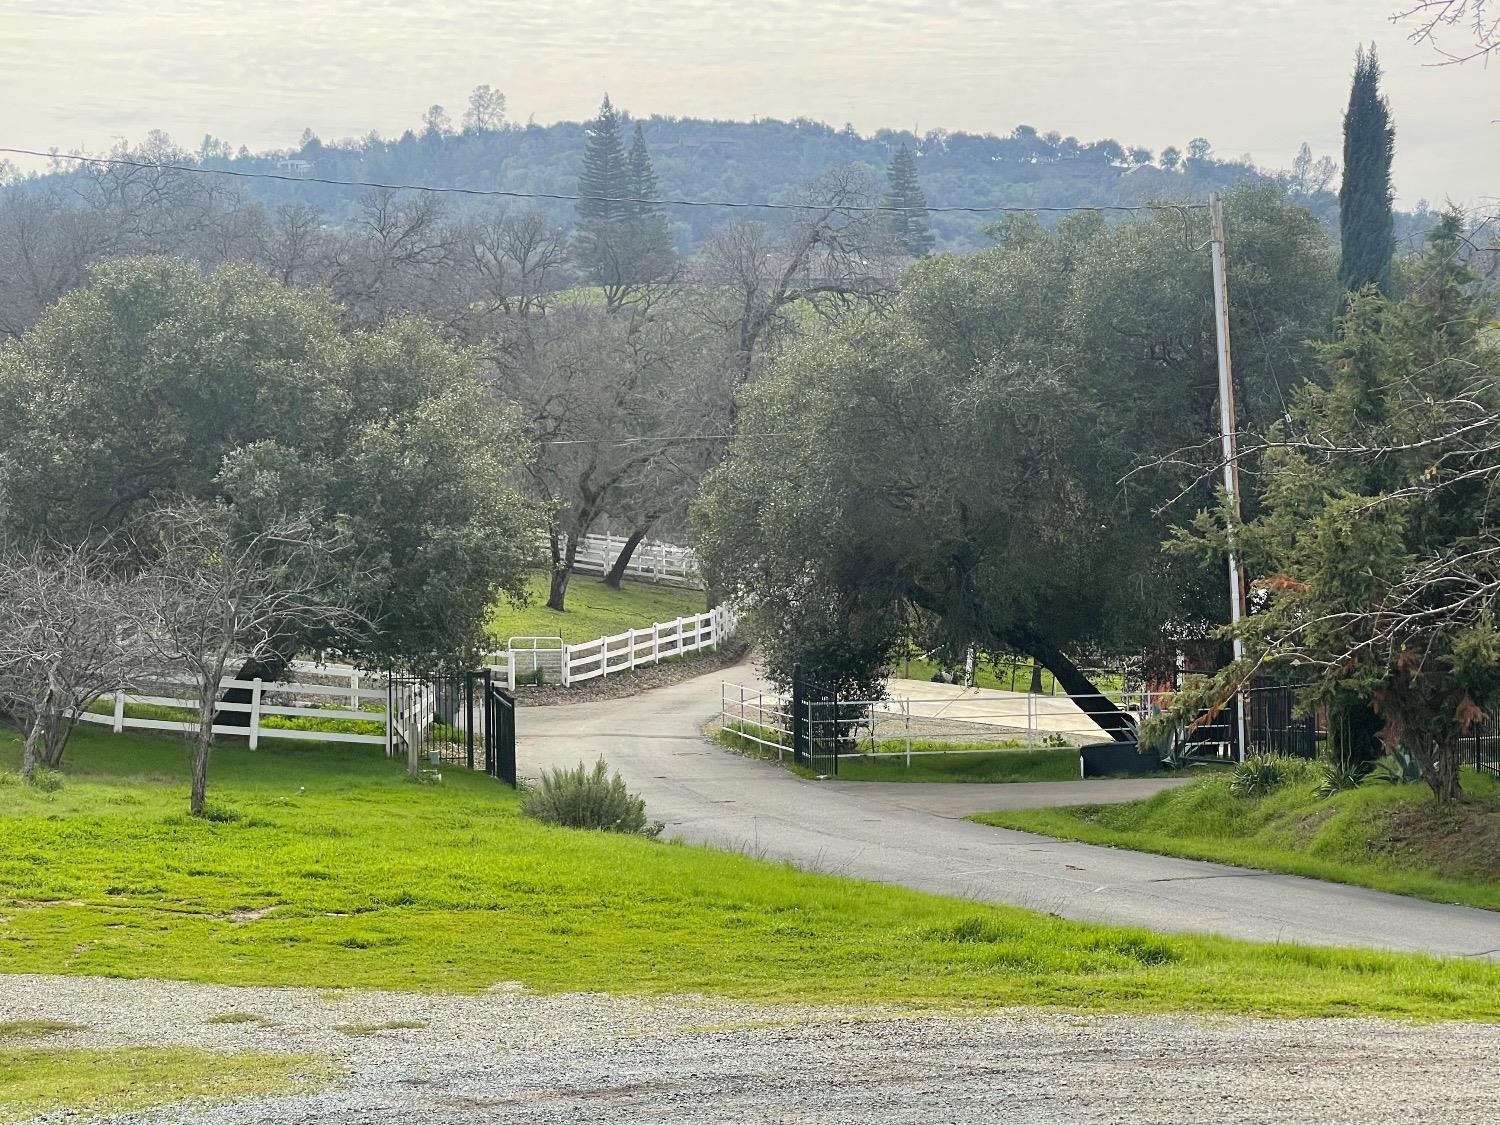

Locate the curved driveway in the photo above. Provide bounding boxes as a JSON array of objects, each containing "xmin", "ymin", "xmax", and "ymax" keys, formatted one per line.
[{"xmin": 517, "ymin": 663, "xmax": 1500, "ymax": 961}]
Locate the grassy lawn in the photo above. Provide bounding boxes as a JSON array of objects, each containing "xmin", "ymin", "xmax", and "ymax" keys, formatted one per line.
[
  {"xmin": 489, "ymin": 572, "xmax": 706, "ymax": 644},
  {"xmin": 0, "ymin": 1041, "xmax": 329, "ymax": 1122},
  {"xmin": 2, "ymin": 729, "xmax": 1498, "ymax": 1021},
  {"xmin": 826, "ymin": 748, "xmax": 1080, "ymax": 784},
  {"xmin": 897, "ymin": 653, "xmax": 1124, "ymax": 696},
  {"xmin": 976, "ymin": 767, "xmax": 1500, "ymax": 912}
]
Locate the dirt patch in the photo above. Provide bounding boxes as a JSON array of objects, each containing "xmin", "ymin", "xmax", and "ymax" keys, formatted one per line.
[{"xmin": 1372, "ymin": 796, "xmax": 1500, "ymax": 882}]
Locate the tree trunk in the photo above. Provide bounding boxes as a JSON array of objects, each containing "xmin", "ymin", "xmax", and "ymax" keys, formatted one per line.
[
  {"xmin": 1028, "ymin": 640, "xmax": 1137, "ymax": 743},
  {"xmin": 547, "ymin": 531, "xmax": 580, "ymax": 611},
  {"xmin": 20, "ymin": 707, "xmax": 46, "ymax": 782},
  {"xmin": 603, "ymin": 527, "xmax": 651, "ymax": 589},
  {"xmin": 215, "ymin": 653, "xmax": 291, "ymax": 729},
  {"xmin": 1029, "ymin": 661, "xmax": 1044, "ymax": 695},
  {"xmin": 190, "ymin": 697, "xmax": 215, "ymax": 816},
  {"xmin": 1419, "ymin": 733, "xmax": 1463, "ymax": 803}
]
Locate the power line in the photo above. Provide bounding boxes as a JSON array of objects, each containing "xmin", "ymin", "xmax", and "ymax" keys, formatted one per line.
[{"xmin": 1, "ymin": 146, "xmax": 1210, "ymax": 218}]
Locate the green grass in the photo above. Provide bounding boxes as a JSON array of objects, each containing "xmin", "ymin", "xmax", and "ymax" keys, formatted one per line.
[
  {"xmin": 490, "ymin": 572, "xmax": 706, "ymax": 644},
  {"xmin": 896, "ymin": 653, "xmax": 1124, "ymax": 696},
  {"xmin": 976, "ymin": 765, "xmax": 1500, "ymax": 912},
  {"xmin": 0, "ymin": 1020, "xmax": 86, "ymax": 1040},
  {"xmin": 834, "ymin": 748, "xmax": 1081, "ymax": 784},
  {"xmin": 2, "ymin": 728, "xmax": 1499, "ymax": 1021},
  {"xmin": 0, "ymin": 1044, "xmax": 330, "ymax": 1122}
]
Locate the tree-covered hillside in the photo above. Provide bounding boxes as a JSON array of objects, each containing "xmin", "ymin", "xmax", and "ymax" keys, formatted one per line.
[{"xmin": 95, "ymin": 111, "xmax": 1374, "ymax": 251}]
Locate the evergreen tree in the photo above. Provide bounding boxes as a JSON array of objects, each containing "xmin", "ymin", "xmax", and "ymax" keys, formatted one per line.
[
  {"xmin": 577, "ymin": 95, "xmax": 629, "ymax": 223},
  {"xmin": 627, "ymin": 123, "xmax": 674, "ymax": 262},
  {"xmin": 885, "ymin": 145, "xmax": 935, "ymax": 256},
  {"xmin": 1337, "ymin": 45, "xmax": 1395, "ymax": 293}
]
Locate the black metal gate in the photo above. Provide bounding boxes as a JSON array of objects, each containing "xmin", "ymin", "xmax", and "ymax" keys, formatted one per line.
[
  {"xmin": 388, "ymin": 668, "xmax": 516, "ymax": 787},
  {"xmin": 791, "ymin": 664, "xmax": 841, "ymax": 775},
  {"xmin": 484, "ymin": 672, "xmax": 517, "ymax": 787}
]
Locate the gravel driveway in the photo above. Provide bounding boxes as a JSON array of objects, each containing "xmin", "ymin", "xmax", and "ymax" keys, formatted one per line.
[{"xmin": 5, "ymin": 974, "xmax": 1498, "ymax": 1124}]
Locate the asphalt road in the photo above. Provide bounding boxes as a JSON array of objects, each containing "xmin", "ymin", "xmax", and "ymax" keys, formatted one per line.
[{"xmin": 519, "ymin": 662, "xmax": 1500, "ymax": 961}]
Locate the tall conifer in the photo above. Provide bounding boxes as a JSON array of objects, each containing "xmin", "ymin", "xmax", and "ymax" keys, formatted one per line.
[
  {"xmin": 627, "ymin": 123, "xmax": 674, "ymax": 261},
  {"xmin": 885, "ymin": 145, "xmax": 935, "ymax": 256},
  {"xmin": 1337, "ymin": 45, "xmax": 1395, "ymax": 293},
  {"xmin": 577, "ymin": 95, "xmax": 629, "ymax": 223}
]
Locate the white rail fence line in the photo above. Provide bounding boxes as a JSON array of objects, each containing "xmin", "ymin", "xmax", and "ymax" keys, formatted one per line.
[
  {"xmin": 78, "ymin": 660, "xmax": 392, "ymax": 750},
  {"xmin": 719, "ymin": 681, "xmax": 1178, "ymax": 764},
  {"xmin": 567, "ymin": 533, "xmax": 700, "ymax": 587},
  {"xmin": 491, "ymin": 603, "xmax": 739, "ymax": 689}
]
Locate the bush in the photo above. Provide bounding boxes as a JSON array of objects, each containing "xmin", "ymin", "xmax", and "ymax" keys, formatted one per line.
[
  {"xmin": 1316, "ymin": 755, "xmax": 1374, "ymax": 797},
  {"xmin": 521, "ymin": 759, "xmax": 662, "ymax": 837},
  {"xmin": 1228, "ymin": 754, "xmax": 1294, "ymax": 798}
]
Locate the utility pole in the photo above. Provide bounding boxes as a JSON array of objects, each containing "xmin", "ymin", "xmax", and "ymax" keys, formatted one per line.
[{"xmin": 1209, "ymin": 192, "xmax": 1248, "ymax": 762}]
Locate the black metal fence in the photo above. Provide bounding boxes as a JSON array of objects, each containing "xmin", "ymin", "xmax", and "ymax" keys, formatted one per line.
[
  {"xmin": 790, "ymin": 664, "xmax": 841, "ymax": 775},
  {"xmin": 1471, "ymin": 709, "xmax": 1500, "ymax": 778},
  {"xmin": 1242, "ymin": 685, "xmax": 1323, "ymax": 760},
  {"xmin": 388, "ymin": 668, "xmax": 516, "ymax": 787},
  {"xmin": 484, "ymin": 674, "xmax": 517, "ymax": 787}
]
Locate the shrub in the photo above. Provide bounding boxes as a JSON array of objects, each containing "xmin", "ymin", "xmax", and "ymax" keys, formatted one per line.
[
  {"xmin": 1228, "ymin": 754, "xmax": 1294, "ymax": 798},
  {"xmin": 521, "ymin": 759, "xmax": 662, "ymax": 837},
  {"xmin": 1316, "ymin": 755, "xmax": 1374, "ymax": 797}
]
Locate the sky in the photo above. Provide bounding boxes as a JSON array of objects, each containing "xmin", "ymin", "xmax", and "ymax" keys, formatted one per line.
[{"xmin": 0, "ymin": 0, "xmax": 1493, "ymax": 207}]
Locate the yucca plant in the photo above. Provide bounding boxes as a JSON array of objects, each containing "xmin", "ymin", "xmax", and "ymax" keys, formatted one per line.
[{"xmin": 1229, "ymin": 754, "xmax": 1291, "ymax": 798}]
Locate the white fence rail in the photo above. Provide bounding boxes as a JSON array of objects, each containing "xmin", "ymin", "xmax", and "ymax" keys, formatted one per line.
[
  {"xmin": 568, "ymin": 533, "xmax": 700, "ymax": 587},
  {"xmin": 491, "ymin": 603, "xmax": 739, "ymax": 689},
  {"xmin": 77, "ymin": 660, "xmax": 392, "ymax": 750}
]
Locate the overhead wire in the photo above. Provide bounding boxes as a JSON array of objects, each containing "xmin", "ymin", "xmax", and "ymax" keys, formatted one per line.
[{"xmin": 0, "ymin": 146, "xmax": 1209, "ymax": 218}]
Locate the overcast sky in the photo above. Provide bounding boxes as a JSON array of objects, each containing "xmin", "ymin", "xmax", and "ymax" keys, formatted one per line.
[{"xmin": 1, "ymin": 1, "xmax": 1492, "ymax": 207}]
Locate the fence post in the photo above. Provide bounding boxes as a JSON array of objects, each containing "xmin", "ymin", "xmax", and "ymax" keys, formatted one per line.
[
  {"xmin": 561, "ymin": 643, "xmax": 571, "ymax": 687},
  {"xmin": 1026, "ymin": 691, "xmax": 1035, "ymax": 749},
  {"xmin": 349, "ymin": 672, "xmax": 360, "ymax": 711},
  {"xmin": 249, "ymin": 678, "xmax": 263, "ymax": 751},
  {"xmin": 652, "ymin": 622, "xmax": 660, "ymax": 664},
  {"xmin": 506, "ymin": 652, "xmax": 515, "ymax": 691},
  {"xmin": 112, "ymin": 688, "xmax": 125, "ymax": 733},
  {"xmin": 601, "ymin": 638, "xmax": 608, "ymax": 679},
  {"xmin": 791, "ymin": 663, "xmax": 805, "ymax": 764}
]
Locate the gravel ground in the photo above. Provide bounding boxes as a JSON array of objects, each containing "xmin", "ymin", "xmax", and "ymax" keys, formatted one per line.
[{"xmin": 4, "ymin": 974, "xmax": 1497, "ymax": 1124}]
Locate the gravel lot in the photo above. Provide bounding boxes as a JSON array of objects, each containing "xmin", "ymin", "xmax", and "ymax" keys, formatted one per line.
[{"xmin": 5, "ymin": 974, "xmax": 1497, "ymax": 1124}]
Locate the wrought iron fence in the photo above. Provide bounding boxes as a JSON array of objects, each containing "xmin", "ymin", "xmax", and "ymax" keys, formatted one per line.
[{"xmin": 1470, "ymin": 708, "xmax": 1500, "ymax": 778}]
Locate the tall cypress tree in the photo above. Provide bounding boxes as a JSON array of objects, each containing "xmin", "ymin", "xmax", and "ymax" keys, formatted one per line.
[
  {"xmin": 1337, "ymin": 45, "xmax": 1395, "ymax": 294},
  {"xmin": 627, "ymin": 123, "xmax": 674, "ymax": 262},
  {"xmin": 577, "ymin": 95, "xmax": 629, "ymax": 223},
  {"xmin": 886, "ymin": 145, "xmax": 935, "ymax": 256}
]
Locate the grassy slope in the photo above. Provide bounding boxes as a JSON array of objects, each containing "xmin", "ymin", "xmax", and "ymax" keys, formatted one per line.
[
  {"xmin": 976, "ymin": 768, "xmax": 1500, "ymax": 912},
  {"xmin": 0, "ymin": 1041, "xmax": 327, "ymax": 1122},
  {"xmin": 1, "ymin": 730, "xmax": 1498, "ymax": 1021},
  {"xmin": 824, "ymin": 749, "xmax": 1079, "ymax": 784},
  {"xmin": 490, "ymin": 573, "xmax": 706, "ymax": 644}
]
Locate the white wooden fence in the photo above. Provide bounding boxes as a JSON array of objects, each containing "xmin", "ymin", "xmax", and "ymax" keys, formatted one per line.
[
  {"xmin": 568, "ymin": 533, "xmax": 700, "ymax": 587},
  {"xmin": 76, "ymin": 660, "xmax": 392, "ymax": 750},
  {"xmin": 490, "ymin": 603, "xmax": 738, "ymax": 688}
]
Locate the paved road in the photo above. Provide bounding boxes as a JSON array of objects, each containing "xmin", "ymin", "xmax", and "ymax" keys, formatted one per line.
[{"xmin": 519, "ymin": 662, "xmax": 1500, "ymax": 961}]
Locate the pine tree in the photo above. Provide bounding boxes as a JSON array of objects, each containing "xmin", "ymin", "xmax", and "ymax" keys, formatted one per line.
[
  {"xmin": 1337, "ymin": 45, "xmax": 1395, "ymax": 294},
  {"xmin": 885, "ymin": 145, "xmax": 935, "ymax": 256},
  {"xmin": 577, "ymin": 95, "xmax": 629, "ymax": 223},
  {"xmin": 627, "ymin": 124, "xmax": 674, "ymax": 262}
]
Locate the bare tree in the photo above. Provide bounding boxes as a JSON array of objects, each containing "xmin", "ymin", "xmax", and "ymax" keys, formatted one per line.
[
  {"xmin": 330, "ymin": 190, "xmax": 460, "ymax": 329},
  {"xmin": 125, "ymin": 505, "xmax": 357, "ymax": 815},
  {"xmin": 0, "ymin": 541, "xmax": 145, "ymax": 780},
  {"xmin": 1394, "ymin": 1, "xmax": 1500, "ymax": 62},
  {"xmin": 463, "ymin": 84, "xmax": 508, "ymax": 133},
  {"xmin": 695, "ymin": 165, "xmax": 900, "ymax": 393}
]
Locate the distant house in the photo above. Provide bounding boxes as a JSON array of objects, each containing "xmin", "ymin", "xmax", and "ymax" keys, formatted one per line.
[{"xmin": 276, "ymin": 159, "xmax": 314, "ymax": 176}]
